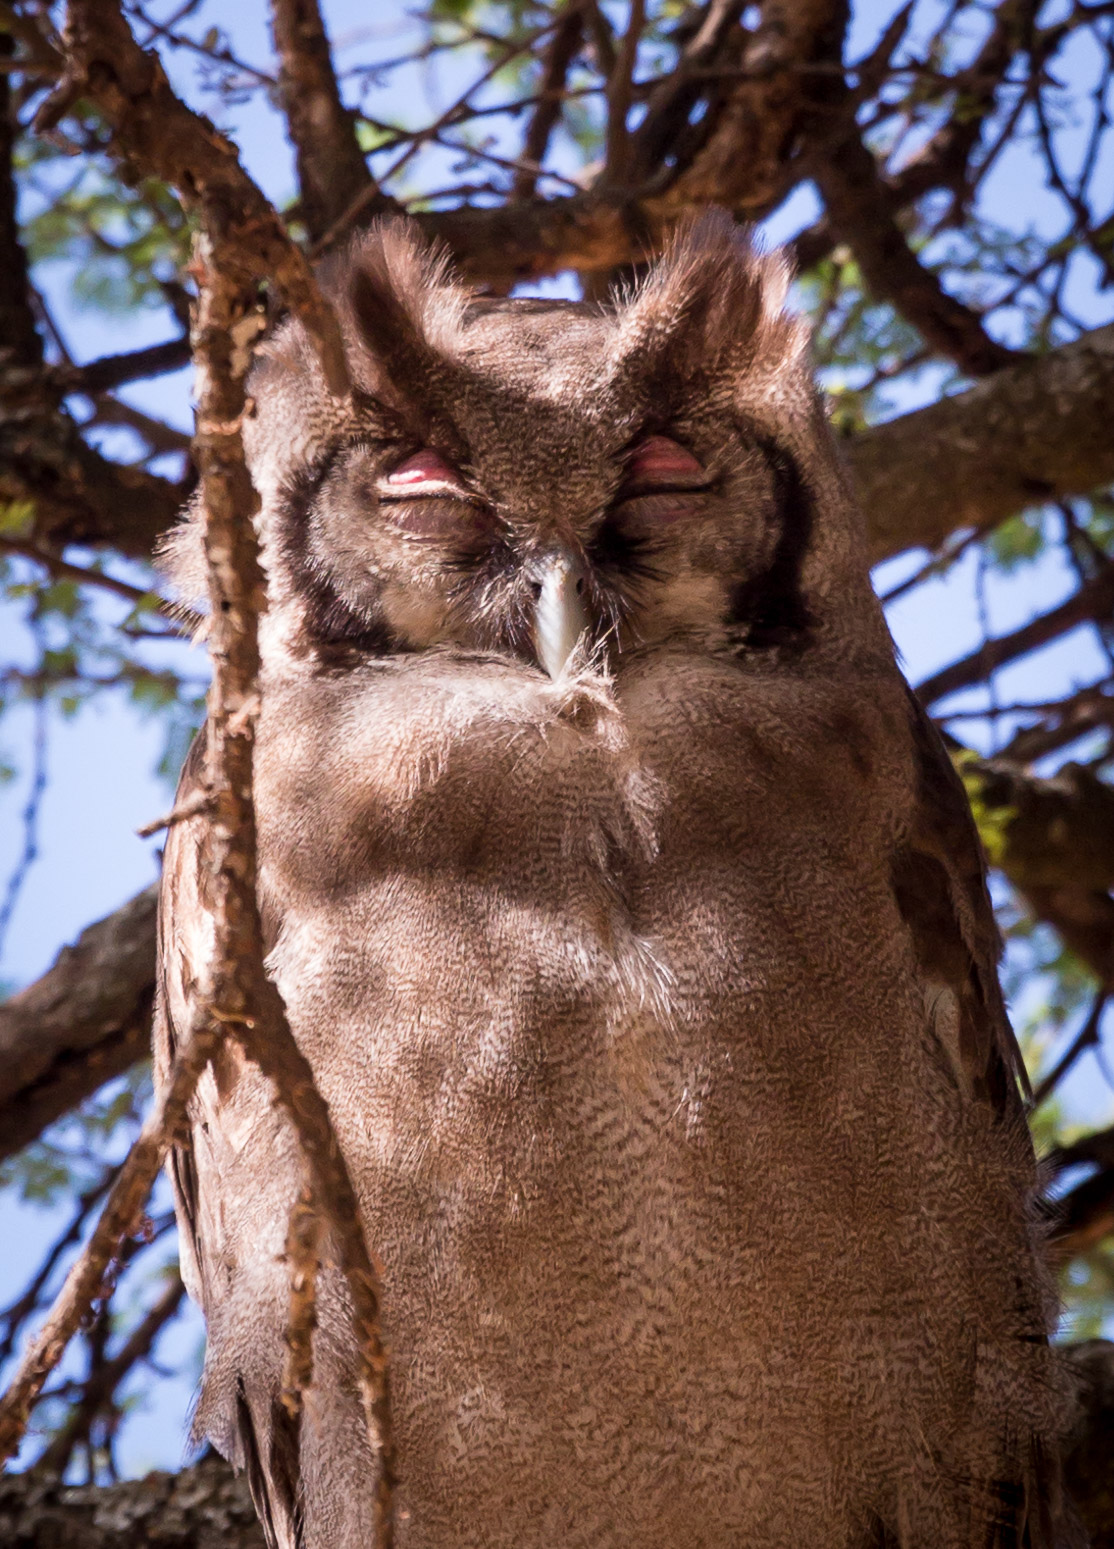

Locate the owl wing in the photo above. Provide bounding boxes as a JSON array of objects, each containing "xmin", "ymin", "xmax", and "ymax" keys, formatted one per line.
[
  {"xmin": 154, "ymin": 729, "xmax": 305, "ymax": 1549},
  {"xmin": 894, "ymin": 687, "xmax": 1031, "ymax": 1121}
]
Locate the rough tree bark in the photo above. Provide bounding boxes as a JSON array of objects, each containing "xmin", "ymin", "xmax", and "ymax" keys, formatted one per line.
[{"xmin": 0, "ymin": 887, "xmax": 157, "ymax": 1164}]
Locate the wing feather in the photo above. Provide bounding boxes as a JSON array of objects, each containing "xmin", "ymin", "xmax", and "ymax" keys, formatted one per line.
[
  {"xmin": 893, "ymin": 689, "xmax": 1030, "ymax": 1120},
  {"xmin": 154, "ymin": 727, "xmax": 303, "ymax": 1549}
]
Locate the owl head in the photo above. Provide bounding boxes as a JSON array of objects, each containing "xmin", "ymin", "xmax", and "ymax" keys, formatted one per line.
[{"xmin": 166, "ymin": 212, "xmax": 887, "ymax": 679}]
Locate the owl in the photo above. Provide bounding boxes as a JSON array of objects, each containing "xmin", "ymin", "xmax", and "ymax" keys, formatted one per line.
[{"xmin": 155, "ymin": 213, "xmax": 1074, "ymax": 1549}]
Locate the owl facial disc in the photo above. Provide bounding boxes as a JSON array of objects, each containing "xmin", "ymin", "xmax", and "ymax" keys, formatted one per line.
[{"xmin": 532, "ymin": 549, "xmax": 590, "ymax": 679}]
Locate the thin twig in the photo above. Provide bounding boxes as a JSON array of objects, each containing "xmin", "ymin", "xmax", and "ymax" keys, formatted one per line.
[
  {"xmin": 36, "ymin": 1270, "xmax": 186, "ymax": 1476},
  {"xmin": 1033, "ymin": 991, "xmax": 1109, "ymax": 1107},
  {"xmin": 315, "ymin": 19, "xmax": 559, "ymax": 255},
  {"xmin": 0, "ymin": 685, "xmax": 47, "ymax": 962},
  {"xmin": 0, "ymin": 1005, "xmax": 226, "ymax": 1463},
  {"xmin": 0, "ymin": 1166, "xmax": 119, "ymax": 1366},
  {"xmin": 0, "ymin": 534, "xmax": 188, "ymax": 626},
  {"xmin": 135, "ymin": 789, "xmax": 214, "ymax": 839}
]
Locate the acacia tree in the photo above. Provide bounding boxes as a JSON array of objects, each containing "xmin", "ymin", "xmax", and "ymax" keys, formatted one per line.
[{"xmin": 1, "ymin": 0, "xmax": 1114, "ymax": 1541}]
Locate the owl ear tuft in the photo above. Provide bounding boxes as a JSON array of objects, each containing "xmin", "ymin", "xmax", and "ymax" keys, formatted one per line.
[
  {"xmin": 344, "ymin": 218, "xmax": 472, "ymax": 394},
  {"xmin": 611, "ymin": 210, "xmax": 807, "ymax": 383}
]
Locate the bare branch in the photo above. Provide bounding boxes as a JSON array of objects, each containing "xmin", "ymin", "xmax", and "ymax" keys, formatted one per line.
[
  {"xmin": 317, "ymin": 21, "xmax": 555, "ymax": 254},
  {"xmin": 0, "ymin": 36, "xmax": 44, "ymax": 369},
  {"xmin": 916, "ymin": 566, "xmax": 1114, "ymax": 707},
  {"xmin": 0, "ymin": 534, "xmax": 185, "ymax": 622},
  {"xmin": 88, "ymin": 394, "xmax": 192, "ymax": 458},
  {"xmin": 1033, "ymin": 991, "xmax": 1109, "ymax": 1107},
  {"xmin": 512, "ymin": 1, "xmax": 584, "ymax": 201},
  {"xmin": 848, "ymin": 321, "xmax": 1114, "ymax": 563},
  {"xmin": 601, "ymin": 0, "xmax": 644, "ymax": 186},
  {"xmin": 0, "ymin": 999, "xmax": 225, "ymax": 1462},
  {"xmin": 0, "ymin": 28, "xmax": 185, "ymax": 559},
  {"xmin": 1052, "ymin": 1161, "xmax": 1114, "ymax": 1260},
  {"xmin": 37, "ymin": 0, "xmax": 349, "ymax": 396},
  {"xmin": 50, "ymin": 335, "xmax": 191, "ymax": 396},
  {"xmin": 280, "ymin": 1186, "xmax": 322, "ymax": 1419},
  {"xmin": 999, "ymin": 682, "xmax": 1114, "ymax": 764},
  {"xmin": 957, "ymin": 753, "xmax": 1114, "ymax": 986},
  {"xmin": 665, "ymin": 0, "xmax": 846, "ymax": 213},
  {"xmin": 36, "ymin": 1269, "xmax": 186, "ymax": 1475},
  {"xmin": 181, "ymin": 149, "xmax": 396, "ymax": 1536},
  {"xmin": 581, "ymin": 0, "xmax": 617, "ymax": 79},
  {"xmin": 0, "ymin": 886, "xmax": 157, "ymax": 1166},
  {"xmin": 268, "ymin": 0, "xmax": 383, "ymax": 243},
  {"xmin": 811, "ymin": 86, "xmax": 1019, "ymax": 377},
  {"xmin": 629, "ymin": 0, "xmax": 746, "ymax": 187},
  {"xmin": 0, "ymin": 1167, "xmax": 117, "ymax": 1365}
]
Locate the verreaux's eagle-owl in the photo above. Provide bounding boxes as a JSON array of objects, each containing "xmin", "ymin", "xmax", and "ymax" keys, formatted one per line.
[{"xmin": 156, "ymin": 214, "xmax": 1072, "ymax": 1549}]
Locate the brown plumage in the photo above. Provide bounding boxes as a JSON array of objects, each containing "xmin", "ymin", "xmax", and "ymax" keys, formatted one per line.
[{"xmin": 155, "ymin": 214, "xmax": 1076, "ymax": 1548}]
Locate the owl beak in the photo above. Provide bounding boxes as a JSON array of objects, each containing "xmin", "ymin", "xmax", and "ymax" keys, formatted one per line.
[{"xmin": 532, "ymin": 549, "xmax": 590, "ymax": 679}]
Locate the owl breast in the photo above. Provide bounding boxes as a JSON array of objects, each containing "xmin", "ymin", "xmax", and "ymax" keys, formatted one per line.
[{"xmin": 247, "ymin": 648, "xmax": 974, "ymax": 1548}]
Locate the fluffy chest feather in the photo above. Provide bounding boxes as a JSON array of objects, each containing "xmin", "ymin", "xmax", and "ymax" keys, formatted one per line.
[{"xmin": 253, "ymin": 648, "xmax": 912, "ymax": 1173}]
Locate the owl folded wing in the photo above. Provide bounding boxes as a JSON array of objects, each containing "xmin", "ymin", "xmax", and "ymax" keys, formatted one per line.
[{"xmin": 894, "ymin": 688, "xmax": 1031, "ymax": 1121}]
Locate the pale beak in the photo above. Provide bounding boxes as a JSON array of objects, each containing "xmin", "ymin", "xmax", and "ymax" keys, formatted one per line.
[{"xmin": 532, "ymin": 549, "xmax": 590, "ymax": 679}]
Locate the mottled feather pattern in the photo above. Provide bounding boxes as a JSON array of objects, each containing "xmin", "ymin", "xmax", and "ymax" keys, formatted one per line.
[{"xmin": 155, "ymin": 213, "xmax": 1078, "ymax": 1548}]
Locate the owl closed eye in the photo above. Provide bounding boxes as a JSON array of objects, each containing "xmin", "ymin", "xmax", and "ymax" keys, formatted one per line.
[{"xmin": 167, "ymin": 211, "xmax": 854, "ymax": 681}]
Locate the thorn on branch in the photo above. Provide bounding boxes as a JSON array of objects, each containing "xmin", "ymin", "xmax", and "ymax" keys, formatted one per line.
[{"xmin": 135, "ymin": 789, "xmax": 214, "ymax": 839}]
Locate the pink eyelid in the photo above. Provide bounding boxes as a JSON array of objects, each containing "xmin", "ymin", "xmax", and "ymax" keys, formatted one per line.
[
  {"xmin": 386, "ymin": 449, "xmax": 462, "ymax": 488},
  {"xmin": 624, "ymin": 435, "xmax": 705, "ymax": 482}
]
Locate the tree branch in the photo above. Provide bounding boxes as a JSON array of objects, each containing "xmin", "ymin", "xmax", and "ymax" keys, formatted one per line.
[
  {"xmin": 0, "ymin": 982, "xmax": 227, "ymax": 1462},
  {"xmin": 186, "ymin": 171, "xmax": 396, "ymax": 1549},
  {"xmin": 512, "ymin": 1, "xmax": 584, "ymax": 201},
  {"xmin": 810, "ymin": 84, "xmax": 1018, "ymax": 377},
  {"xmin": 36, "ymin": 1269, "xmax": 186, "ymax": 1475},
  {"xmin": 0, "ymin": 32, "xmax": 43, "ymax": 370},
  {"xmin": 37, "ymin": 0, "xmax": 349, "ymax": 397},
  {"xmin": 0, "ymin": 886, "xmax": 157, "ymax": 1166},
  {"xmin": 0, "ymin": 27, "xmax": 185, "ymax": 559},
  {"xmin": 664, "ymin": 0, "xmax": 847, "ymax": 213},
  {"xmin": 847, "ymin": 321, "xmax": 1114, "ymax": 564},
  {"xmin": 601, "ymin": 0, "xmax": 644, "ymax": 186},
  {"xmin": 0, "ymin": 535, "xmax": 186, "ymax": 623},
  {"xmin": 958, "ymin": 753, "xmax": 1114, "ymax": 986},
  {"xmin": 1033, "ymin": 991, "xmax": 1109, "ymax": 1106},
  {"xmin": 48, "ymin": 336, "xmax": 190, "ymax": 396},
  {"xmin": 0, "ymin": 1458, "xmax": 264, "ymax": 1548},
  {"xmin": 49, "ymin": 335, "xmax": 191, "ymax": 396},
  {"xmin": 268, "ymin": 0, "xmax": 382, "ymax": 243},
  {"xmin": 916, "ymin": 567, "xmax": 1114, "ymax": 707}
]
